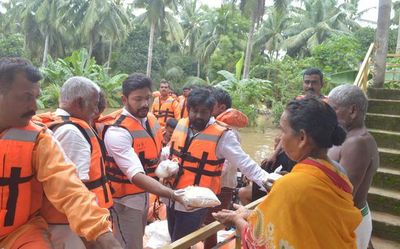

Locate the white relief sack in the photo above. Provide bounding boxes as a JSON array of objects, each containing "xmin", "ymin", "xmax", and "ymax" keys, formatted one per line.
[
  {"xmin": 174, "ymin": 186, "xmax": 221, "ymax": 208},
  {"xmin": 155, "ymin": 159, "xmax": 179, "ymax": 178}
]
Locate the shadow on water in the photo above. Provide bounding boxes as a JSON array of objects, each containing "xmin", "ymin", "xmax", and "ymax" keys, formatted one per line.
[{"xmin": 239, "ymin": 116, "xmax": 280, "ymax": 164}]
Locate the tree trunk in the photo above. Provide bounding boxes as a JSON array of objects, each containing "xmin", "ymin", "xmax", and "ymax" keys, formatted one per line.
[
  {"xmin": 373, "ymin": 0, "xmax": 392, "ymax": 88},
  {"xmin": 107, "ymin": 39, "xmax": 113, "ymax": 70},
  {"xmin": 243, "ymin": 12, "xmax": 256, "ymax": 79},
  {"xmin": 197, "ymin": 59, "xmax": 201, "ymax": 77},
  {"xmin": 42, "ymin": 34, "xmax": 49, "ymax": 67},
  {"xmin": 88, "ymin": 39, "xmax": 93, "ymax": 59},
  {"xmin": 147, "ymin": 20, "xmax": 156, "ymax": 77},
  {"xmin": 396, "ymin": 14, "xmax": 400, "ymax": 54}
]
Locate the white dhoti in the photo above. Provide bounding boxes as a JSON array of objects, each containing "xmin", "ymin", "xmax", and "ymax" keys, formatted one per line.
[{"xmin": 355, "ymin": 203, "xmax": 372, "ymax": 249}]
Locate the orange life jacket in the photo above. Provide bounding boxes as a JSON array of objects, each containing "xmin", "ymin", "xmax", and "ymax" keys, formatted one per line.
[
  {"xmin": 178, "ymin": 96, "xmax": 188, "ymax": 119},
  {"xmin": 35, "ymin": 112, "xmax": 113, "ymax": 224},
  {"xmin": 170, "ymin": 118, "xmax": 227, "ymax": 194},
  {"xmin": 295, "ymin": 94, "xmax": 329, "ymax": 103},
  {"xmin": 104, "ymin": 112, "xmax": 163, "ymax": 198},
  {"xmin": 0, "ymin": 122, "xmax": 45, "ymax": 236},
  {"xmin": 216, "ymin": 108, "xmax": 248, "ymax": 128},
  {"xmin": 152, "ymin": 96, "xmax": 176, "ymax": 126}
]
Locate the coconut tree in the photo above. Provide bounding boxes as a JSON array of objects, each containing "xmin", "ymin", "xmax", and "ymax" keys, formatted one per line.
[
  {"xmin": 254, "ymin": 7, "xmax": 291, "ymax": 60},
  {"xmin": 284, "ymin": 0, "xmax": 359, "ymax": 57},
  {"xmin": 374, "ymin": 0, "xmax": 392, "ymax": 87},
  {"xmin": 240, "ymin": 0, "xmax": 266, "ymax": 79},
  {"xmin": 133, "ymin": 0, "xmax": 184, "ymax": 77}
]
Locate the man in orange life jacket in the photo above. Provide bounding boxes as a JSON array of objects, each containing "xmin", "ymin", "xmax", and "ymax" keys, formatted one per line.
[
  {"xmin": 102, "ymin": 73, "xmax": 184, "ymax": 249},
  {"xmin": 167, "ymin": 87, "xmax": 270, "ymax": 242},
  {"xmin": 0, "ymin": 58, "xmax": 121, "ymax": 248},
  {"xmin": 203, "ymin": 87, "xmax": 249, "ymax": 249},
  {"xmin": 177, "ymin": 85, "xmax": 192, "ymax": 119},
  {"xmin": 35, "ymin": 77, "xmax": 113, "ymax": 248},
  {"xmin": 151, "ymin": 79, "xmax": 180, "ymax": 127}
]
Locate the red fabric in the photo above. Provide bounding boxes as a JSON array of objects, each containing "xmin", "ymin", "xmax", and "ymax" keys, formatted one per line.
[{"xmin": 301, "ymin": 159, "xmax": 352, "ymax": 194}]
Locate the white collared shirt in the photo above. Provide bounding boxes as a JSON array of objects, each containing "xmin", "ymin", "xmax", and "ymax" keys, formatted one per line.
[
  {"xmin": 53, "ymin": 108, "xmax": 91, "ymax": 181},
  {"xmin": 103, "ymin": 108, "xmax": 148, "ymax": 210}
]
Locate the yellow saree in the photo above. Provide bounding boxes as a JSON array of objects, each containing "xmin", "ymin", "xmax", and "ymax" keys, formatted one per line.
[{"xmin": 243, "ymin": 158, "xmax": 362, "ymax": 249}]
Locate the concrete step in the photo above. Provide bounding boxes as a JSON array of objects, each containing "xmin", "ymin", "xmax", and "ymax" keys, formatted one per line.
[
  {"xmin": 369, "ymin": 129, "xmax": 400, "ymax": 151},
  {"xmin": 366, "ymin": 113, "xmax": 400, "ymax": 132},
  {"xmin": 368, "ymin": 187, "xmax": 400, "ymax": 216},
  {"xmin": 379, "ymin": 148, "xmax": 400, "ymax": 170},
  {"xmin": 372, "ymin": 211, "xmax": 400, "ymax": 242},
  {"xmin": 368, "ymin": 99, "xmax": 400, "ymax": 116},
  {"xmin": 371, "ymin": 236, "xmax": 400, "ymax": 249},
  {"xmin": 368, "ymin": 88, "xmax": 400, "ymax": 100},
  {"xmin": 371, "ymin": 167, "xmax": 400, "ymax": 191}
]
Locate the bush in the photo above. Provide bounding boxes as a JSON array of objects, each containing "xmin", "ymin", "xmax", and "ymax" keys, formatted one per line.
[{"xmin": 40, "ymin": 49, "xmax": 127, "ymax": 108}]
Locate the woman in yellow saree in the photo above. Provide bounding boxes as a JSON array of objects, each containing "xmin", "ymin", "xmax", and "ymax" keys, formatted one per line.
[{"xmin": 213, "ymin": 98, "xmax": 361, "ymax": 249}]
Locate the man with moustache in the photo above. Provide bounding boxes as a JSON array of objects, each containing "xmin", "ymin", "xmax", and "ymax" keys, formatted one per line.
[
  {"xmin": 151, "ymin": 79, "xmax": 180, "ymax": 128},
  {"xmin": 328, "ymin": 85, "xmax": 379, "ymax": 249},
  {"xmin": 102, "ymin": 73, "xmax": 184, "ymax": 249},
  {"xmin": 167, "ymin": 87, "xmax": 270, "ymax": 241},
  {"xmin": 0, "ymin": 58, "xmax": 121, "ymax": 248}
]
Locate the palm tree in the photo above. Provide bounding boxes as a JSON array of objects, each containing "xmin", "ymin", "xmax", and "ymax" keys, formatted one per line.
[
  {"xmin": 180, "ymin": 0, "xmax": 205, "ymax": 76},
  {"xmin": 254, "ymin": 7, "xmax": 291, "ymax": 60},
  {"xmin": 284, "ymin": 0, "xmax": 359, "ymax": 57},
  {"xmin": 374, "ymin": 0, "xmax": 392, "ymax": 88},
  {"xmin": 240, "ymin": 0, "xmax": 266, "ymax": 79},
  {"xmin": 60, "ymin": 0, "xmax": 130, "ymax": 62},
  {"xmin": 133, "ymin": 0, "xmax": 183, "ymax": 77}
]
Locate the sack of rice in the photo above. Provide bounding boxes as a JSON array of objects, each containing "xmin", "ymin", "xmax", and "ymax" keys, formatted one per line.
[
  {"xmin": 175, "ymin": 186, "xmax": 221, "ymax": 208},
  {"xmin": 155, "ymin": 159, "xmax": 179, "ymax": 178}
]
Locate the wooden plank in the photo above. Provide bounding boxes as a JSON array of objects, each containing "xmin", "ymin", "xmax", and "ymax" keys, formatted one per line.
[
  {"xmin": 387, "ymin": 54, "xmax": 400, "ymax": 57},
  {"xmin": 354, "ymin": 43, "xmax": 374, "ymax": 90},
  {"xmin": 165, "ymin": 197, "xmax": 265, "ymax": 249}
]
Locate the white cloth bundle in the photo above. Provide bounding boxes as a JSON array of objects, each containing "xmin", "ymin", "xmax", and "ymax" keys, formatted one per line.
[
  {"xmin": 144, "ymin": 220, "xmax": 171, "ymax": 248},
  {"xmin": 155, "ymin": 159, "xmax": 179, "ymax": 178},
  {"xmin": 175, "ymin": 186, "xmax": 221, "ymax": 208}
]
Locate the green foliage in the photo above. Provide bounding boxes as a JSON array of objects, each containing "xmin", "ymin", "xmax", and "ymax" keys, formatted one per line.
[
  {"xmin": 310, "ymin": 35, "xmax": 364, "ymax": 73},
  {"xmin": 113, "ymin": 26, "xmax": 167, "ymax": 81},
  {"xmin": 40, "ymin": 49, "xmax": 127, "ymax": 108},
  {"xmin": 0, "ymin": 34, "xmax": 25, "ymax": 57},
  {"xmin": 214, "ymin": 70, "xmax": 272, "ymax": 126},
  {"xmin": 353, "ymin": 27, "xmax": 397, "ymax": 54}
]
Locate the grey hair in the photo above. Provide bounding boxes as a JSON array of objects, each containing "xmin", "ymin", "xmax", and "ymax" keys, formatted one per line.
[
  {"xmin": 328, "ymin": 84, "xmax": 368, "ymax": 115},
  {"xmin": 60, "ymin": 76, "xmax": 100, "ymax": 105}
]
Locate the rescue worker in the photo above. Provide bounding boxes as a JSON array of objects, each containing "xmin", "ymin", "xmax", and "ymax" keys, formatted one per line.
[
  {"xmin": 167, "ymin": 87, "xmax": 270, "ymax": 241},
  {"xmin": 102, "ymin": 73, "xmax": 184, "ymax": 249},
  {"xmin": 151, "ymin": 79, "xmax": 180, "ymax": 127},
  {"xmin": 203, "ymin": 87, "xmax": 249, "ymax": 249},
  {"xmin": 0, "ymin": 57, "xmax": 121, "ymax": 248},
  {"xmin": 177, "ymin": 85, "xmax": 191, "ymax": 119},
  {"xmin": 35, "ymin": 77, "xmax": 113, "ymax": 248}
]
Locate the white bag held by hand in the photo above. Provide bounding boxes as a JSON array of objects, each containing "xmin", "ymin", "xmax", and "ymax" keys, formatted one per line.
[
  {"xmin": 155, "ymin": 159, "xmax": 179, "ymax": 178},
  {"xmin": 175, "ymin": 186, "xmax": 221, "ymax": 208}
]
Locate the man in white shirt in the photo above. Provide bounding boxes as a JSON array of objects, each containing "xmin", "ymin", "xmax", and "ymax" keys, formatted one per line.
[
  {"xmin": 167, "ymin": 87, "xmax": 270, "ymax": 241},
  {"xmin": 103, "ymin": 73, "xmax": 184, "ymax": 249},
  {"xmin": 36, "ymin": 76, "xmax": 113, "ymax": 248}
]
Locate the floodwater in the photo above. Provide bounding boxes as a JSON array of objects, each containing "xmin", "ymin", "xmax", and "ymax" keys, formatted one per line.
[{"xmin": 239, "ymin": 117, "xmax": 280, "ymax": 164}]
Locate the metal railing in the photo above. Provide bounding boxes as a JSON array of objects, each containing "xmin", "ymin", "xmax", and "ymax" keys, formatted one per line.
[
  {"xmin": 163, "ymin": 197, "xmax": 265, "ymax": 249},
  {"xmin": 353, "ymin": 43, "xmax": 375, "ymax": 92}
]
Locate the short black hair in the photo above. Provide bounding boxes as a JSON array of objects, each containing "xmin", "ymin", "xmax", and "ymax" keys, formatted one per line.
[
  {"xmin": 166, "ymin": 118, "xmax": 178, "ymax": 129},
  {"xmin": 160, "ymin": 79, "xmax": 170, "ymax": 87},
  {"xmin": 303, "ymin": 68, "xmax": 323, "ymax": 83},
  {"xmin": 122, "ymin": 73, "xmax": 152, "ymax": 97},
  {"xmin": 285, "ymin": 97, "xmax": 346, "ymax": 148},
  {"xmin": 0, "ymin": 57, "xmax": 42, "ymax": 92},
  {"xmin": 187, "ymin": 87, "xmax": 216, "ymax": 110},
  {"xmin": 212, "ymin": 87, "xmax": 232, "ymax": 109}
]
